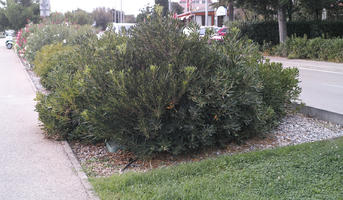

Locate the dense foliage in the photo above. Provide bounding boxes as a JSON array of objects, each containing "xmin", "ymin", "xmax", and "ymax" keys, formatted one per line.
[
  {"xmin": 33, "ymin": 13, "xmax": 300, "ymax": 156},
  {"xmin": 0, "ymin": 0, "xmax": 40, "ymax": 31},
  {"xmin": 235, "ymin": 20, "xmax": 343, "ymax": 45},
  {"xmin": 273, "ymin": 36, "xmax": 343, "ymax": 62},
  {"xmin": 17, "ymin": 23, "xmax": 95, "ymax": 64}
]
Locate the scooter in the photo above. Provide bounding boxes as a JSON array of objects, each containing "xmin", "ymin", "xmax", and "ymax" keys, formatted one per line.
[{"xmin": 5, "ymin": 35, "xmax": 13, "ymax": 49}]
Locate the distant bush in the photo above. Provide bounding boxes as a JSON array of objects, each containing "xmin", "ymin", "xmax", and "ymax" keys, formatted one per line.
[
  {"xmin": 35, "ymin": 13, "xmax": 301, "ymax": 156},
  {"xmin": 24, "ymin": 23, "xmax": 95, "ymax": 64},
  {"xmin": 273, "ymin": 36, "xmax": 343, "ymax": 62},
  {"xmin": 233, "ymin": 21, "xmax": 343, "ymax": 45}
]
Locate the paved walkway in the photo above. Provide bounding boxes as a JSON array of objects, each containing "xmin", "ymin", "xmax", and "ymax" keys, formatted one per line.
[
  {"xmin": 267, "ymin": 57, "xmax": 343, "ymax": 115},
  {"xmin": 0, "ymin": 40, "xmax": 90, "ymax": 199}
]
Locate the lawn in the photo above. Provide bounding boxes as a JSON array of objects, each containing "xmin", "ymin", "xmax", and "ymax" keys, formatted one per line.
[{"xmin": 90, "ymin": 137, "xmax": 343, "ymax": 200}]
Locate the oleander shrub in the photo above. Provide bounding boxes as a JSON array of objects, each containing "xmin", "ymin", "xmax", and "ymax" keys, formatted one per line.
[
  {"xmin": 79, "ymin": 16, "xmax": 300, "ymax": 156},
  {"xmin": 258, "ymin": 61, "xmax": 301, "ymax": 119},
  {"xmin": 35, "ymin": 11, "xmax": 301, "ymax": 156},
  {"xmin": 25, "ymin": 24, "xmax": 95, "ymax": 64},
  {"xmin": 33, "ymin": 43, "xmax": 75, "ymax": 90},
  {"xmin": 34, "ymin": 38, "xmax": 98, "ymax": 141}
]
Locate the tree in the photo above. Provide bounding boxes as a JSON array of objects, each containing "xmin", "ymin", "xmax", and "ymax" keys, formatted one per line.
[
  {"xmin": 278, "ymin": 1, "xmax": 288, "ymax": 43},
  {"xmin": 235, "ymin": 0, "xmax": 288, "ymax": 43},
  {"xmin": 4, "ymin": 0, "xmax": 39, "ymax": 30},
  {"xmin": 2, "ymin": 0, "xmax": 39, "ymax": 30},
  {"xmin": 171, "ymin": 2, "xmax": 184, "ymax": 14},
  {"xmin": 65, "ymin": 9, "xmax": 93, "ymax": 25},
  {"xmin": 136, "ymin": 6, "xmax": 154, "ymax": 23},
  {"xmin": 155, "ymin": 0, "xmax": 168, "ymax": 16},
  {"xmin": 299, "ymin": 0, "xmax": 337, "ymax": 20},
  {"xmin": 92, "ymin": 7, "xmax": 112, "ymax": 30},
  {"xmin": 0, "ymin": 8, "xmax": 10, "ymax": 31}
]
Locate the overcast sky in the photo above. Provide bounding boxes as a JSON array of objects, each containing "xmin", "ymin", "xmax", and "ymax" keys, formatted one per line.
[{"xmin": 50, "ymin": 0, "xmax": 178, "ymax": 16}]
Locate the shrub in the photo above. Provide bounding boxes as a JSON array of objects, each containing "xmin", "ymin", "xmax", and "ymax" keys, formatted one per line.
[
  {"xmin": 79, "ymin": 18, "xmax": 300, "ymax": 156},
  {"xmin": 34, "ymin": 39, "xmax": 98, "ymax": 141},
  {"xmin": 258, "ymin": 61, "xmax": 301, "ymax": 119},
  {"xmin": 35, "ymin": 14, "xmax": 301, "ymax": 156},
  {"xmin": 25, "ymin": 24, "xmax": 95, "ymax": 64},
  {"xmin": 33, "ymin": 43, "xmax": 75, "ymax": 90},
  {"xmin": 234, "ymin": 21, "xmax": 343, "ymax": 45},
  {"xmin": 273, "ymin": 36, "xmax": 343, "ymax": 62}
]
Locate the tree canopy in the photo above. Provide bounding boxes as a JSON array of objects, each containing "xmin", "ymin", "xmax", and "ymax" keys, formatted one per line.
[{"xmin": 0, "ymin": 0, "xmax": 40, "ymax": 31}]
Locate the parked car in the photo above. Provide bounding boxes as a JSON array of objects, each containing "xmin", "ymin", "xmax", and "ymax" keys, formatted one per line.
[
  {"xmin": 210, "ymin": 27, "xmax": 227, "ymax": 41},
  {"xmin": 217, "ymin": 27, "xmax": 227, "ymax": 36}
]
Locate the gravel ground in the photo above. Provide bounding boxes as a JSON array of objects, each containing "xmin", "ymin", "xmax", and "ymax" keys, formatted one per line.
[
  {"xmin": 70, "ymin": 113, "xmax": 343, "ymax": 177},
  {"xmin": 19, "ymin": 52, "xmax": 343, "ymax": 177}
]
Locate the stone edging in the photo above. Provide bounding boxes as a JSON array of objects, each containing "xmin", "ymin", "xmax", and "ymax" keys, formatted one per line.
[
  {"xmin": 14, "ymin": 48, "xmax": 100, "ymax": 200},
  {"xmin": 292, "ymin": 103, "xmax": 343, "ymax": 126}
]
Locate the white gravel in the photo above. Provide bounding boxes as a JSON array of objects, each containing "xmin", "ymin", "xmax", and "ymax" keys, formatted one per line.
[{"xmin": 272, "ymin": 113, "xmax": 343, "ymax": 146}]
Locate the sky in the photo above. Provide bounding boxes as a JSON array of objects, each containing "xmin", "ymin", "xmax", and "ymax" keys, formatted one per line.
[{"xmin": 50, "ymin": 0, "xmax": 178, "ymax": 16}]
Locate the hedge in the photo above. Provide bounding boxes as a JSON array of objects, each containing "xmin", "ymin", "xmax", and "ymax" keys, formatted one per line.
[{"xmin": 235, "ymin": 20, "xmax": 343, "ymax": 45}]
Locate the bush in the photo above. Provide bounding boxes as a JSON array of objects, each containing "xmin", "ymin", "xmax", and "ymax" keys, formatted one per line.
[
  {"xmin": 234, "ymin": 21, "xmax": 343, "ymax": 45},
  {"xmin": 33, "ymin": 43, "xmax": 75, "ymax": 90},
  {"xmin": 34, "ymin": 38, "xmax": 98, "ymax": 141},
  {"xmin": 35, "ymin": 14, "xmax": 301, "ymax": 156},
  {"xmin": 25, "ymin": 24, "xmax": 95, "ymax": 63},
  {"xmin": 273, "ymin": 36, "xmax": 343, "ymax": 62}
]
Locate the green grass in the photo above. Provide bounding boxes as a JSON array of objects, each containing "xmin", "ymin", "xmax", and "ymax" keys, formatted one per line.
[{"xmin": 90, "ymin": 137, "xmax": 343, "ymax": 200}]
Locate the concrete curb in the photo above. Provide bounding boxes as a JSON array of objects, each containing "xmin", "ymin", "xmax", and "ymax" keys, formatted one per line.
[
  {"xmin": 62, "ymin": 142, "xmax": 100, "ymax": 200},
  {"xmin": 14, "ymin": 48, "xmax": 100, "ymax": 200},
  {"xmin": 292, "ymin": 103, "xmax": 343, "ymax": 126}
]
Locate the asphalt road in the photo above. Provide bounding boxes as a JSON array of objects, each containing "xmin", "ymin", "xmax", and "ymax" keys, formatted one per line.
[
  {"xmin": 0, "ymin": 39, "xmax": 90, "ymax": 200},
  {"xmin": 267, "ymin": 57, "xmax": 343, "ymax": 115}
]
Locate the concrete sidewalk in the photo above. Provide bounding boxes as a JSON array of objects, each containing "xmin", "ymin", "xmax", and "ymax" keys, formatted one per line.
[
  {"xmin": 267, "ymin": 56, "xmax": 343, "ymax": 115},
  {"xmin": 0, "ymin": 41, "xmax": 91, "ymax": 199}
]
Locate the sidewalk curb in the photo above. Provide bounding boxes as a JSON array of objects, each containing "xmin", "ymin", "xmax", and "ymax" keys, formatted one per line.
[
  {"xmin": 62, "ymin": 141, "xmax": 100, "ymax": 200},
  {"xmin": 14, "ymin": 49, "xmax": 100, "ymax": 200},
  {"xmin": 292, "ymin": 103, "xmax": 343, "ymax": 126}
]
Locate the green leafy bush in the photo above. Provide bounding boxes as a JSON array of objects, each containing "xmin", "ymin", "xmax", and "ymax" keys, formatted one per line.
[
  {"xmin": 34, "ymin": 39, "xmax": 98, "ymax": 141},
  {"xmin": 25, "ymin": 24, "xmax": 95, "ymax": 63},
  {"xmin": 273, "ymin": 36, "xmax": 343, "ymax": 62},
  {"xmin": 234, "ymin": 21, "xmax": 343, "ymax": 45},
  {"xmin": 258, "ymin": 61, "xmax": 301, "ymax": 119},
  {"xmin": 35, "ymin": 14, "xmax": 301, "ymax": 156},
  {"xmin": 33, "ymin": 43, "xmax": 75, "ymax": 90}
]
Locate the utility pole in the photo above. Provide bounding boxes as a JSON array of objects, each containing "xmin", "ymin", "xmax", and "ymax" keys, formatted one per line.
[
  {"xmin": 205, "ymin": 0, "xmax": 208, "ymax": 26},
  {"xmin": 187, "ymin": 0, "xmax": 190, "ymax": 12},
  {"xmin": 120, "ymin": 0, "xmax": 123, "ymax": 23},
  {"xmin": 169, "ymin": 0, "xmax": 171, "ymax": 13}
]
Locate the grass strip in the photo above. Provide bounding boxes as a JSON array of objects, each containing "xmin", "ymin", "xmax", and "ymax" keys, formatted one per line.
[{"xmin": 90, "ymin": 137, "xmax": 343, "ymax": 200}]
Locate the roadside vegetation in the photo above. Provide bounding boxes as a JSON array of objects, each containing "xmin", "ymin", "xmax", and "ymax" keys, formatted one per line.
[
  {"xmin": 90, "ymin": 137, "xmax": 343, "ymax": 200},
  {"xmin": 29, "ymin": 9, "xmax": 300, "ymax": 157},
  {"xmin": 272, "ymin": 35, "xmax": 343, "ymax": 62},
  {"xmin": 228, "ymin": 21, "xmax": 343, "ymax": 63}
]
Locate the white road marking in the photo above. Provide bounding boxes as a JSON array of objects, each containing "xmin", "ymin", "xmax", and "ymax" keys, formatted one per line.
[{"xmin": 285, "ymin": 66, "xmax": 343, "ymax": 75}]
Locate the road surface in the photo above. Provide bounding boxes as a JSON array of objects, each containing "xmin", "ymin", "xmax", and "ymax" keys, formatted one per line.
[
  {"xmin": 0, "ymin": 39, "xmax": 90, "ymax": 199},
  {"xmin": 267, "ymin": 57, "xmax": 343, "ymax": 115}
]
